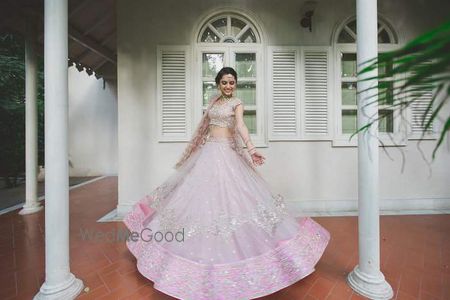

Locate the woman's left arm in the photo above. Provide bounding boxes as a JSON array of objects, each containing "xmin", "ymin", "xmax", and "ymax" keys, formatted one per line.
[{"xmin": 234, "ymin": 101, "xmax": 266, "ymax": 166}]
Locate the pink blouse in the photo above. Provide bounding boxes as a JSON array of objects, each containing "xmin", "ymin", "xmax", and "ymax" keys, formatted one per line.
[{"xmin": 208, "ymin": 98, "xmax": 242, "ymax": 128}]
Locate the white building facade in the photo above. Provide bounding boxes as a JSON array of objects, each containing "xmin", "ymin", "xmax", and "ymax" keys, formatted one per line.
[
  {"xmin": 116, "ymin": 0, "xmax": 450, "ymax": 217},
  {"xmin": 19, "ymin": 0, "xmax": 449, "ymax": 299}
]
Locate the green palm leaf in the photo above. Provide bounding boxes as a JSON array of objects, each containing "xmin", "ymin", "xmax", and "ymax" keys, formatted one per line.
[{"xmin": 354, "ymin": 19, "xmax": 450, "ymax": 160}]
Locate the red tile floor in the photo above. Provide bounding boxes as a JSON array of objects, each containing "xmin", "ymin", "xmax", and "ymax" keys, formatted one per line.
[{"xmin": 0, "ymin": 176, "xmax": 448, "ymax": 300}]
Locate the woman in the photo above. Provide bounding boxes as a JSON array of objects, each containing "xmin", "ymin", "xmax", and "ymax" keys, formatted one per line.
[{"xmin": 123, "ymin": 67, "xmax": 330, "ymax": 300}]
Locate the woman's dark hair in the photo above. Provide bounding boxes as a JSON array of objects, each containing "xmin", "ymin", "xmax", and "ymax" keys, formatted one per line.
[{"xmin": 215, "ymin": 67, "xmax": 238, "ymax": 85}]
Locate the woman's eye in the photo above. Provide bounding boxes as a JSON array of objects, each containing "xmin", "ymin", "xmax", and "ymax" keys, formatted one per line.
[{"xmin": 221, "ymin": 81, "xmax": 235, "ymax": 85}]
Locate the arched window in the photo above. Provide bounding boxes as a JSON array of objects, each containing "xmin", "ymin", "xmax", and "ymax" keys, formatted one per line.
[
  {"xmin": 333, "ymin": 16, "xmax": 399, "ymax": 145},
  {"xmin": 196, "ymin": 12, "xmax": 264, "ymax": 144},
  {"xmin": 198, "ymin": 15, "xmax": 260, "ymax": 43},
  {"xmin": 336, "ymin": 19, "xmax": 396, "ymax": 44}
]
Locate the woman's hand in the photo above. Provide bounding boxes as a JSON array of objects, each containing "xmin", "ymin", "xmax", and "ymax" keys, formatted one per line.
[{"xmin": 250, "ymin": 151, "xmax": 266, "ymax": 166}]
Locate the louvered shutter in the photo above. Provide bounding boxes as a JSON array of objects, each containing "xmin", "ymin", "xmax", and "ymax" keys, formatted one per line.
[
  {"xmin": 157, "ymin": 46, "xmax": 191, "ymax": 141},
  {"xmin": 410, "ymin": 91, "xmax": 434, "ymax": 133},
  {"xmin": 269, "ymin": 48, "xmax": 300, "ymax": 140},
  {"xmin": 302, "ymin": 48, "xmax": 330, "ymax": 137},
  {"xmin": 409, "ymin": 61, "xmax": 435, "ymax": 136}
]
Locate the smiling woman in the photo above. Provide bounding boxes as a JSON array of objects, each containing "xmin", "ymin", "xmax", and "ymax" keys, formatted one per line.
[{"xmin": 123, "ymin": 67, "xmax": 331, "ymax": 300}]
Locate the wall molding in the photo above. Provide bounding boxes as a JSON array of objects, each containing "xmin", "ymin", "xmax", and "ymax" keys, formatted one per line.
[
  {"xmin": 285, "ymin": 197, "xmax": 450, "ymax": 217},
  {"xmin": 103, "ymin": 196, "xmax": 450, "ymax": 222}
]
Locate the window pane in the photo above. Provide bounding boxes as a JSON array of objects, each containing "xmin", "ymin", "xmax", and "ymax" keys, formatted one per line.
[
  {"xmin": 223, "ymin": 38, "xmax": 236, "ymax": 43},
  {"xmin": 379, "ymin": 110, "xmax": 394, "ymax": 132},
  {"xmin": 231, "ymin": 18, "xmax": 246, "ymax": 36},
  {"xmin": 244, "ymin": 110, "xmax": 257, "ymax": 134},
  {"xmin": 342, "ymin": 110, "xmax": 357, "ymax": 134},
  {"xmin": 347, "ymin": 20, "xmax": 357, "ymax": 35},
  {"xmin": 342, "ymin": 82, "xmax": 357, "ymax": 105},
  {"xmin": 338, "ymin": 30, "xmax": 355, "ymax": 43},
  {"xmin": 202, "ymin": 53, "xmax": 224, "ymax": 77},
  {"xmin": 378, "ymin": 56, "xmax": 393, "ymax": 77},
  {"xmin": 235, "ymin": 53, "xmax": 256, "ymax": 77},
  {"xmin": 238, "ymin": 29, "xmax": 257, "ymax": 43},
  {"xmin": 341, "ymin": 53, "xmax": 357, "ymax": 77},
  {"xmin": 203, "ymin": 82, "xmax": 217, "ymax": 105},
  {"xmin": 236, "ymin": 81, "xmax": 256, "ymax": 105},
  {"xmin": 211, "ymin": 18, "xmax": 227, "ymax": 37},
  {"xmin": 201, "ymin": 28, "xmax": 220, "ymax": 43},
  {"xmin": 378, "ymin": 81, "xmax": 394, "ymax": 105},
  {"xmin": 378, "ymin": 29, "xmax": 391, "ymax": 43}
]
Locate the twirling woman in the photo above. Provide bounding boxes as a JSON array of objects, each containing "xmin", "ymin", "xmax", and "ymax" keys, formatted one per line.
[{"xmin": 123, "ymin": 67, "xmax": 330, "ymax": 300}]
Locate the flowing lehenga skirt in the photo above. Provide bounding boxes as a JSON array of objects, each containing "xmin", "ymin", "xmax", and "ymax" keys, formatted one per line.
[{"xmin": 123, "ymin": 136, "xmax": 330, "ymax": 300}]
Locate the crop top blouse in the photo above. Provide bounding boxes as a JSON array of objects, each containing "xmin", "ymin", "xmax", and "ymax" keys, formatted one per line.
[{"xmin": 208, "ymin": 97, "xmax": 242, "ymax": 128}]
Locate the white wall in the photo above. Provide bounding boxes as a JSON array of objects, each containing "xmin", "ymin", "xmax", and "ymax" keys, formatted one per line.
[
  {"xmin": 116, "ymin": 0, "xmax": 450, "ymax": 215},
  {"xmin": 68, "ymin": 66, "xmax": 118, "ymax": 176}
]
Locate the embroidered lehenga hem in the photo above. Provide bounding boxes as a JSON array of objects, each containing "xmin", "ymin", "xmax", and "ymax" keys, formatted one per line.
[
  {"xmin": 124, "ymin": 206, "xmax": 330, "ymax": 300},
  {"xmin": 122, "ymin": 100, "xmax": 331, "ymax": 299}
]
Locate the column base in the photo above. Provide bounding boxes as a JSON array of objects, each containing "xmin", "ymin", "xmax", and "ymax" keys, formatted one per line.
[
  {"xmin": 34, "ymin": 273, "xmax": 84, "ymax": 300},
  {"xmin": 19, "ymin": 203, "xmax": 44, "ymax": 215},
  {"xmin": 347, "ymin": 265, "xmax": 394, "ymax": 300}
]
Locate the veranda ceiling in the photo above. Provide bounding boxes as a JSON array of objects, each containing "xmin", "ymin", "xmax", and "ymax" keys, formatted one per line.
[{"xmin": 0, "ymin": 0, "xmax": 117, "ymax": 80}]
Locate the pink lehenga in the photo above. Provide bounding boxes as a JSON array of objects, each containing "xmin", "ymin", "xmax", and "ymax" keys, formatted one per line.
[{"xmin": 123, "ymin": 95, "xmax": 330, "ymax": 300}]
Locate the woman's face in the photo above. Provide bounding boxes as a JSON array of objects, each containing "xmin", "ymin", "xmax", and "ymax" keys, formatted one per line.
[{"xmin": 218, "ymin": 74, "xmax": 236, "ymax": 97}]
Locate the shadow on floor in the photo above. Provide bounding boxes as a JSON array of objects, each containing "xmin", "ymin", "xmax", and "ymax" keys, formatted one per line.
[{"xmin": 0, "ymin": 176, "xmax": 101, "ymax": 211}]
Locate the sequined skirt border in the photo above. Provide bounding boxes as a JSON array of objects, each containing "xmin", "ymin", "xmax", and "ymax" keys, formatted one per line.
[{"xmin": 123, "ymin": 207, "xmax": 330, "ymax": 300}]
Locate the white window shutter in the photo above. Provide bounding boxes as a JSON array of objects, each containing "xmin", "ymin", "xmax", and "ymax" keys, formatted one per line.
[
  {"xmin": 269, "ymin": 47, "xmax": 300, "ymax": 140},
  {"xmin": 409, "ymin": 63, "xmax": 435, "ymax": 136},
  {"xmin": 157, "ymin": 46, "xmax": 191, "ymax": 141},
  {"xmin": 408, "ymin": 60, "xmax": 437, "ymax": 139},
  {"xmin": 410, "ymin": 91, "xmax": 435, "ymax": 134},
  {"xmin": 301, "ymin": 47, "xmax": 330, "ymax": 138}
]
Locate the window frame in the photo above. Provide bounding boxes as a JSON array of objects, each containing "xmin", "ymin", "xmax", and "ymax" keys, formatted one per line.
[
  {"xmin": 332, "ymin": 17, "xmax": 410, "ymax": 147},
  {"xmin": 194, "ymin": 43, "xmax": 266, "ymax": 147},
  {"xmin": 197, "ymin": 13, "xmax": 261, "ymax": 44},
  {"xmin": 333, "ymin": 43, "xmax": 409, "ymax": 147}
]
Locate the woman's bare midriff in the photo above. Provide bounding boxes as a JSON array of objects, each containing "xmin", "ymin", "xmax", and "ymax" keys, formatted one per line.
[{"xmin": 208, "ymin": 125, "xmax": 234, "ymax": 138}]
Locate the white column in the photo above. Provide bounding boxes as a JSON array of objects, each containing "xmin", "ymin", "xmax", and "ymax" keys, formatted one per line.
[
  {"xmin": 34, "ymin": 0, "xmax": 83, "ymax": 299},
  {"xmin": 20, "ymin": 14, "xmax": 43, "ymax": 216},
  {"xmin": 347, "ymin": 0, "xmax": 394, "ymax": 299}
]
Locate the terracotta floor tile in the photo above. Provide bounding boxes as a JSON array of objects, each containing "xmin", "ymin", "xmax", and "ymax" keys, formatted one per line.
[
  {"xmin": 349, "ymin": 292, "xmax": 369, "ymax": 299},
  {"xmin": 421, "ymin": 273, "xmax": 443, "ymax": 299},
  {"xmin": 121, "ymin": 284, "xmax": 155, "ymax": 300},
  {"xmin": 399, "ymin": 269, "xmax": 422, "ymax": 297},
  {"xmin": 419, "ymin": 290, "xmax": 441, "ymax": 300},
  {"xmin": 0, "ymin": 272, "xmax": 17, "ymax": 299},
  {"xmin": 306, "ymin": 276, "xmax": 335, "ymax": 299},
  {"xmin": 147, "ymin": 288, "xmax": 179, "ymax": 300},
  {"xmin": 97, "ymin": 285, "xmax": 135, "ymax": 300},
  {"xmin": 285, "ymin": 281, "xmax": 313, "ymax": 299},
  {"xmin": 100, "ymin": 270, "xmax": 127, "ymax": 291},
  {"xmin": 9, "ymin": 288, "xmax": 39, "ymax": 300},
  {"xmin": 77, "ymin": 285, "xmax": 110, "ymax": 299},
  {"xmin": 326, "ymin": 281, "xmax": 353, "ymax": 300},
  {"xmin": 1, "ymin": 177, "xmax": 448, "ymax": 300},
  {"xmin": 79, "ymin": 271, "xmax": 104, "ymax": 292},
  {"xmin": 396, "ymin": 290, "xmax": 418, "ymax": 300},
  {"xmin": 15, "ymin": 269, "xmax": 39, "ymax": 292}
]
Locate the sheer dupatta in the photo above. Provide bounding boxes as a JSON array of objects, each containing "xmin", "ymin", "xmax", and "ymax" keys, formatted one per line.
[{"xmin": 174, "ymin": 94, "xmax": 255, "ymax": 171}]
